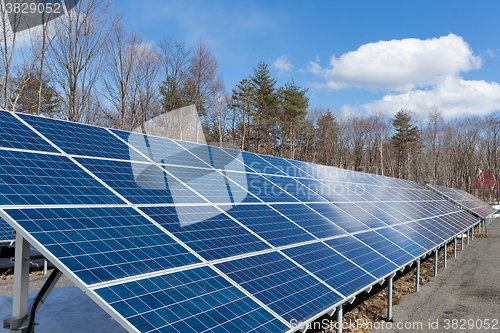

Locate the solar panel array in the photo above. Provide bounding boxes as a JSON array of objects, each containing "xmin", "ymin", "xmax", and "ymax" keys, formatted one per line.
[
  {"xmin": 0, "ymin": 109, "xmax": 481, "ymax": 333},
  {"xmin": 427, "ymin": 184, "xmax": 496, "ymax": 219}
]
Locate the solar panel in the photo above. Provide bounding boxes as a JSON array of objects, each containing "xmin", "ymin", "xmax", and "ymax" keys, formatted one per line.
[
  {"xmin": 427, "ymin": 184, "xmax": 496, "ymax": 219},
  {"xmin": 0, "ymin": 110, "xmax": 483, "ymax": 333}
]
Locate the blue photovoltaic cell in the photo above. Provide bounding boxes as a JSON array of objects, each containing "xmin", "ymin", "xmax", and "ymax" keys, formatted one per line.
[
  {"xmin": 356, "ymin": 203, "xmax": 402, "ymax": 226},
  {"xmin": 331, "ymin": 203, "xmax": 387, "ymax": 229},
  {"xmin": 0, "ymin": 220, "xmax": 13, "ymax": 241},
  {"xmin": 389, "ymin": 202, "xmax": 422, "ymax": 221},
  {"xmin": 0, "ymin": 150, "xmax": 124, "ymax": 205},
  {"xmin": 176, "ymin": 143, "xmax": 249, "ymax": 173},
  {"xmin": 4, "ymin": 207, "xmax": 200, "ymax": 285},
  {"xmin": 264, "ymin": 175, "xmax": 328, "ymax": 202},
  {"xmin": 238, "ymin": 152, "xmax": 285, "ymax": 176},
  {"xmin": 321, "ymin": 180, "xmax": 366, "ymax": 202},
  {"xmin": 306, "ymin": 203, "xmax": 369, "ymax": 233},
  {"xmin": 431, "ymin": 216, "xmax": 462, "ymax": 235},
  {"xmin": 353, "ymin": 231, "xmax": 414, "ymax": 266},
  {"xmin": 18, "ymin": 113, "xmax": 145, "ymax": 161},
  {"xmin": 375, "ymin": 227, "xmax": 426, "ymax": 258},
  {"xmin": 162, "ymin": 166, "xmax": 232, "ymax": 204},
  {"xmin": 140, "ymin": 206, "xmax": 270, "ymax": 260},
  {"xmin": 76, "ymin": 158, "xmax": 205, "ymax": 204},
  {"xmin": 96, "ymin": 266, "xmax": 288, "ymax": 333},
  {"xmin": 224, "ymin": 172, "xmax": 297, "ymax": 203},
  {"xmin": 221, "ymin": 204, "xmax": 314, "ymax": 246},
  {"xmin": 282, "ymin": 242, "xmax": 376, "ymax": 297},
  {"xmin": 0, "ymin": 111, "xmax": 57, "ymax": 153},
  {"xmin": 325, "ymin": 236, "xmax": 398, "ymax": 279},
  {"xmin": 270, "ymin": 204, "xmax": 347, "ymax": 239},
  {"xmin": 416, "ymin": 218, "xmax": 453, "ymax": 241},
  {"xmin": 257, "ymin": 155, "xmax": 312, "ymax": 178},
  {"xmin": 294, "ymin": 178, "xmax": 347, "ymax": 202},
  {"xmin": 216, "ymin": 252, "xmax": 342, "ymax": 323},
  {"xmin": 392, "ymin": 223, "xmax": 437, "ymax": 249},
  {"xmin": 113, "ymin": 131, "xmax": 213, "ymax": 169},
  {"xmin": 372, "ymin": 203, "xmax": 411, "ymax": 223},
  {"xmin": 285, "ymin": 159, "xmax": 316, "ymax": 179}
]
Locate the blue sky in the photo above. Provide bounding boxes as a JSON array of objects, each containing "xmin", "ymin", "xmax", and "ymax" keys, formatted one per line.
[{"xmin": 118, "ymin": 0, "xmax": 500, "ymax": 118}]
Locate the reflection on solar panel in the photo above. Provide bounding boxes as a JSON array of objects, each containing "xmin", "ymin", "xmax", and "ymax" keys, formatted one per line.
[
  {"xmin": 427, "ymin": 184, "xmax": 496, "ymax": 219},
  {"xmin": 0, "ymin": 109, "xmax": 482, "ymax": 333}
]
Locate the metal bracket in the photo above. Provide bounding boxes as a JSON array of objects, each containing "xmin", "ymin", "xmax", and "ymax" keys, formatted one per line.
[
  {"xmin": 4, "ymin": 235, "xmax": 61, "ymax": 333},
  {"xmin": 364, "ymin": 286, "xmax": 372, "ymax": 293},
  {"xmin": 348, "ymin": 296, "xmax": 356, "ymax": 304}
]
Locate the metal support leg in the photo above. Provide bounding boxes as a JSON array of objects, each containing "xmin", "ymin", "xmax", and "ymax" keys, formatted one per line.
[
  {"xmin": 472, "ymin": 225, "xmax": 474, "ymax": 240},
  {"xmin": 467, "ymin": 229, "xmax": 470, "ymax": 245},
  {"xmin": 461, "ymin": 232, "xmax": 464, "ymax": 250},
  {"xmin": 416, "ymin": 259, "xmax": 420, "ymax": 292},
  {"xmin": 444, "ymin": 242, "xmax": 447, "ymax": 268},
  {"xmin": 5, "ymin": 234, "xmax": 31, "ymax": 332},
  {"xmin": 43, "ymin": 259, "xmax": 47, "ymax": 275},
  {"xmin": 13, "ymin": 235, "xmax": 30, "ymax": 319},
  {"xmin": 336, "ymin": 304, "xmax": 343, "ymax": 333},
  {"xmin": 388, "ymin": 275, "xmax": 393, "ymax": 321},
  {"xmin": 454, "ymin": 237, "xmax": 457, "ymax": 257},
  {"xmin": 434, "ymin": 248, "xmax": 438, "ymax": 276}
]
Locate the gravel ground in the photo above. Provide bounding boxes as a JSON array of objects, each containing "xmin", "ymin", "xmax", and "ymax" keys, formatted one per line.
[
  {"xmin": 0, "ymin": 270, "xmax": 75, "ymax": 297},
  {"xmin": 373, "ymin": 219, "xmax": 500, "ymax": 333}
]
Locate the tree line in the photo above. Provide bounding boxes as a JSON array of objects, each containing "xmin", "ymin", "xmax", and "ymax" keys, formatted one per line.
[{"xmin": 2, "ymin": 0, "xmax": 499, "ymax": 203}]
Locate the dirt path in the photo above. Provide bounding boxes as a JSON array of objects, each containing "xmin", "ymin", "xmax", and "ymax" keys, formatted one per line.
[{"xmin": 373, "ymin": 220, "xmax": 500, "ymax": 333}]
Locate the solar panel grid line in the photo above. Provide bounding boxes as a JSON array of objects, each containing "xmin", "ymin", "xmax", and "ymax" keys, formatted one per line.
[
  {"xmin": 131, "ymin": 207, "xmax": 294, "ymax": 329},
  {"xmin": 207, "ymin": 264, "xmax": 294, "ymax": 329},
  {"xmin": 80, "ymin": 287, "xmax": 142, "ymax": 333},
  {"xmin": 427, "ymin": 184, "xmax": 495, "ymax": 219},
  {"xmin": 9, "ymin": 112, "xmax": 77, "ymax": 156},
  {"xmin": 2, "ymin": 205, "xmax": 294, "ymax": 332},
  {"xmin": 0, "ymin": 209, "xmax": 89, "ymax": 290},
  {"xmin": 7, "ymin": 113, "xmax": 141, "ymax": 207}
]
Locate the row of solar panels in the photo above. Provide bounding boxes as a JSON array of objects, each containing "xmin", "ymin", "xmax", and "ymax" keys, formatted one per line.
[
  {"xmin": 427, "ymin": 184, "xmax": 496, "ymax": 219},
  {"xmin": 0, "ymin": 110, "xmax": 486, "ymax": 333}
]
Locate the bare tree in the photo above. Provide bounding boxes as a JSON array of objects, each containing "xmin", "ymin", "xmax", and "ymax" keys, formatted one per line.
[
  {"xmin": 128, "ymin": 44, "xmax": 161, "ymax": 132},
  {"xmin": 103, "ymin": 20, "xmax": 147, "ymax": 130},
  {"xmin": 49, "ymin": 0, "xmax": 115, "ymax": 122},
  {"xmin": 159, "ymin": 38, "xmax": 190, "ymax": 112},
  {"xmin": 185, "ymin": 39, "xmax": 221, "ymax": 117}
]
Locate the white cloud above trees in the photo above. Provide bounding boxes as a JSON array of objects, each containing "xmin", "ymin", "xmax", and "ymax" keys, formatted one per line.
[
  {"xmin": 309, "ymin": 33, "xmax": 500, "ymax": 117},
  {"xmin": 273, "ymin": 55, "xmax": 294, "ymax": 76}
]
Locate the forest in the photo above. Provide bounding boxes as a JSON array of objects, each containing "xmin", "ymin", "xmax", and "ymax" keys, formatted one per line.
[{"xmin": 1, "ymin": 0, "xmax": 499, "ymax": 203}]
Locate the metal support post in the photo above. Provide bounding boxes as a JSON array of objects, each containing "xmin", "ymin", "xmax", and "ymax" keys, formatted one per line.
[
  {"xmin": 467, "ymin": 228, "xmax": 470, "ymax": 245},
  {"xmin": 415, "ymin": 259, "xmax": 420, "ymax": 292},
  {"xmin": 336, "ymin": 304, "xmax": 343, "ymax": 333},
  {"xmin": 434, "ymin": 248, "xmax": 438, "ymax": 276},
  {"xmin": 13, "ymin": 234, "xmax": 30, "ymax": 319},
  {"xmin": 43, "ymin": 259, "xmax": 47, "ymax": 275},
  {"xmin": 479, "ymin": 220, "xmax": 482, "ymax": 233},
  {"xmin": 6, "ymin": 234, "xmax": 31, "ymax": 332},
  {"xmin": 444, "ymin": 242, "xmax": 447, "ymax": 268},
  {"xmin": 454, "ymin": 237, "xmax": 457, "ymax": 257},
  {"xmin": 461, "ymin": 232, "xmax": 464, "ymax": 250},
  {"xmin": 472, "ymin": 225, "xmax": 474, "ymax": 240},
  {"xmin": 387, "ymin": 275, "xmax": 394, "ymax": 321}
]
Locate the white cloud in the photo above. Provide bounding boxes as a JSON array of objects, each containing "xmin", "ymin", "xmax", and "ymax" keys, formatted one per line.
[
  {"xmin": 361, "ymin": 76, "xmax": 500, "ymax": 118},
  {"xmin": 309, "ymin": 33, "xmax": 481, "ymax": 92},
  {"xmin": 273, "ymin": 55, "xmax": 294, "ymax": 76}
]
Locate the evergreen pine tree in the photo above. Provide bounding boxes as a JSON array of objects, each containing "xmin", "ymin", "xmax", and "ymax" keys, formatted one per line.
[
  {"xmin": 249, "ymin": 61, "xmax": 277, "ymax": 154},
  {"xmin": 391, "ymin": 109, "xmax": 421, "ymax": 178},
  {"xmin": 279, "ymin": 80, "xmax": 309, "ymax": 159}
]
